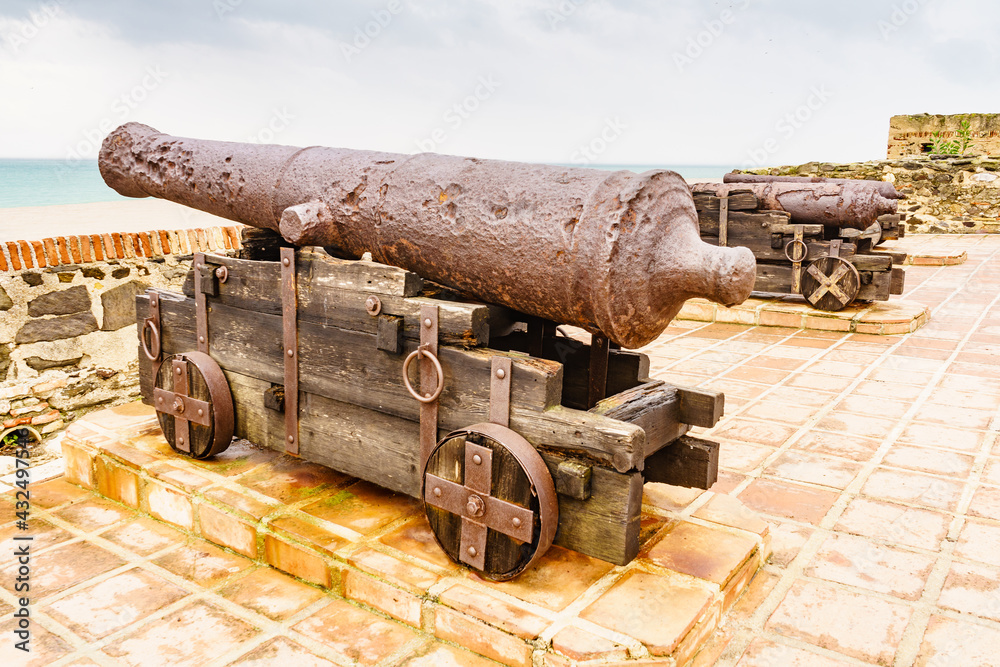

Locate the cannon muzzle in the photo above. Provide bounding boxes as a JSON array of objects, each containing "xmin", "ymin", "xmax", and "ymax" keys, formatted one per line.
[{"xmin": 100, "ymin": 122, "xmax": 755, "ymax": 348}]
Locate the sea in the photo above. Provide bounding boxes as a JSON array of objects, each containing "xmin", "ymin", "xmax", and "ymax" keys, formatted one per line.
[{"xmin": 0, "ymin": 159, "xmax": 733, "ymax": 209}]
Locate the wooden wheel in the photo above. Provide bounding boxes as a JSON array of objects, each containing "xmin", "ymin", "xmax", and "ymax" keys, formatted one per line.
[
  {"xmin": 423, "ymin": 423, "xmax": 558, "ymax": 581},
  {"xmin": 153, "ymin": 351, "xmax": 234, "ymax": 459},
  {"xmin": 862, "ymin": 222, "xmax": 882, "ymax": 247},
  {"xmin": 801, "ymin": 256, "xmax": 860, "ymax": 312}
]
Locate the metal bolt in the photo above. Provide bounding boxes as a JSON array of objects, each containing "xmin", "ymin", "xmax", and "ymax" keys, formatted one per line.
[
  {"xmin": 466, "ymin": 494, "xmax": 485, "ymax": 517},
  {"xmin": 433, "ymin": 487, "xmax": 442, "ymax": 497},
  {"xmin": 175, "ymin": 367, "xmax": 182, "ymax": 375},
  {"xmin": 472, "ymin": 454, "xmax": 482, "ymax": 465},
  {"xmin": 365, "ymin": 295, "xmax": 381, "ymax": 316},
  {"xmin": 423, "ymin": 318, "xmax": 432, "ymax": 328},
  {"xmin": 287, "ymin": 349, "xmax": 294, "ymax": 357},
  {"xmin": 512, "ymin": 517, "xmax": 521, "ymax": 528},
  {"xmin": 197, "ymin": 408, "xmax": 204, "ymax": 417},
  {"xmin": 157, "ymin": 396, "xmax": 163, "ymax": 404},
  {"xmin": 495, "ymin": 368, "xmax": 505, "ymax": 380},
  {"xmin": 287, "ymin": 435, "xmax": 294, "ymax": 443},
  {"xmin": 282, "ymin": 257, "xmax": 290, "ymax": 266},
  {"xmin": 172, "ymin": 399, "xmax": 184, "ymax": 414},
  {"xmin": 177, "ymin": 436, "xmax": 184, "ymax": 445},
  {"xmin": 199, "ymin": 335, "xmax": 205, "ymax": 343},
  {"xmin": 467, "ymin": 546, "xmax": 477, "ymax": 557}
]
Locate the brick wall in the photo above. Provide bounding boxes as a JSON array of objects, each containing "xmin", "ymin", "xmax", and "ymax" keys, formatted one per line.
[
  {"xmin": 888, "ymin": 114, "xmax": 1000, "ymax": 159},
  {"xmin": 1, "ymin": 225, "xmax": 242, "ymax": 437}
]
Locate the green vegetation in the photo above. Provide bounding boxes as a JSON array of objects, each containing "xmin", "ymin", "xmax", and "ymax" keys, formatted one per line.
[
  {"xmin": 0, "ymin": 427, "xmax": 36, "ymax": 453},
  {"xmin": 930, "ymin": 118, "xmax": 975, "ymax": 155}
]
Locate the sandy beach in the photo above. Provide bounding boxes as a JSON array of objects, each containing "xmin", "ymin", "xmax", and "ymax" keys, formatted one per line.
[
  {"xmin": 0, "ymin": 198, "xmax": 235, "ymax": 242},
  {"xmin": 0, "ymin": 176, "xmax": 724, "ymax": 244}
]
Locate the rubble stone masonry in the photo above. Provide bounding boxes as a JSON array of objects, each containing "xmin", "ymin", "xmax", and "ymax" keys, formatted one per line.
[
  {"xmin": 0, "ymin": 225, "xmax": 242, "ymax": 438},
  {"xmin": 740, "ymin": 156, "xmax": 1000, "ymax": 234}
]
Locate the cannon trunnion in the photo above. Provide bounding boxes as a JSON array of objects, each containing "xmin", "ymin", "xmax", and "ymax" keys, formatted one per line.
[{"xmin": 136, "ymin": 244, "xmax": 725, "ymax": 580}]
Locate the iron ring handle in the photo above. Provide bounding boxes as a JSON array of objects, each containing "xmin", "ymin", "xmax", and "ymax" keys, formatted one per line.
[
  {"xmin": 402, "ymin": 347, "xmax": 444, "ymax": 403},
  {"xmin": 784, "ymin": 238, "xmax": 809, "ymax": 263},
  {"xmin": 141, "ymin": 318, "xmax": 161, "ymax": 361}
]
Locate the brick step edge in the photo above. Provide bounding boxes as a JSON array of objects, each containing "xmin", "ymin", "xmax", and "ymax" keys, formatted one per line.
[
  {"xmin": 676, "ymin": 298, "xmax": 931, "ymax": 336},
  {"xmin": 905, "ymin": 252, "xmax": 968, "ymax": 266},
  {"xmin": 0, "ymin": 225, "xmax": 245, "ymax": 272},
  {"xmin": 59, "ymin": 407, "xmax": 772, "ymax": 667}
]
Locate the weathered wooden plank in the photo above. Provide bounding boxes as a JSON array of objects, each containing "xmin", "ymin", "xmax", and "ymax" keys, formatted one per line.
[
  {"xmin": 541, "ymin": 452, "xmax": 643, "ymax": 565},
  {"xmin": 182, "ymin": 250, "xmax": 490, "ymax": 346},
  {"xmin": 195, "ymin": 247, "xmax": 423, "ymax": 296},
  {"xmin": 490, "ymin": 331, "xmax": 650, "ymax": 411},
  {"xmin": 856, "ymin": 270, "xmax": 893, "ymax": 302},
  {"xmin": 142, "ymin": 360, "xmax": 643, "ymax": 565},
  {"xmin": 376, "ymin": 315, "xmax": 403, "ymax": 354},
  {"xmin": 768, "ymin": 223, "xmax": 824, "ymax": 236},
  {"xmin": 698, "ymin": 209, "xmax": 795, "ymax": 236},
  {"xmin": 139, "ymin": 292, "xmax": 559, "ymax": 416},
  {"xmin": 692, "ymin": 191, "xmax": 759, "ymax": 211},
  {"xmin": 137, "ymin": 293, "xmax": 647, "ymax": 472},
  {"xmin": 520, "ymin": 405, "xmax": 645, "ymax": 472},
  {"xmin": 677, "ymin": 386, "xmax": 724, "ymax": 429},
  {"xmin": 607, "ymin": 350, "xmax": 650, "ymax": 396},
  {"xmin": 591, "ymin": 380, "xmax": 685, "ymax": 457},
  {"xmin": 874, "ymin": 250, "xmax": 907, "ymax": 266},
  {"xmin": 752, "ymin": 263, "xmax": 795, "ymax": 295},
  {"xmin": 555, "ymin": 460, "xmax": 592, "ymax": 500},
  {"xmin": 239, "ymin": 227, "xmax": 289, "ymax": 261},
  {"xmin": 851, "ymin": 254, "xmax": 893, "ymax": 272},
  {"xmin": 890, "ymin": 267, "xmax": 905, "ymax": 295},
  {"xmin": 224, "ymin": 368, "xmax": 420, "ymax": 495},
  {"xmin": 705, "ymin": 236, "xmax": 857, "ymax": 265},
  {"xmin": 642, "ymin": 435, "xmax": 719, "ymax": 490}
]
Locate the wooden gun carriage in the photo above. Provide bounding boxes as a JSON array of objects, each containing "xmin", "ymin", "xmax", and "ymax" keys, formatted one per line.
[
  {"xmin": 136, "ymin": 236, "xmax": 726, "ymax": 580},
  {"xmin": 692, "ymin": 186, "xmax": 906, "ymax": 312},
  {"xmin": 103, "ymin": 122, "xmax": 757, "ymax": 580}
]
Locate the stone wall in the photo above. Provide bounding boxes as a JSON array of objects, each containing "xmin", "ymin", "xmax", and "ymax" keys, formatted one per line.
[
  {"xmin": 888, "ymin": 114, "xmax": 1000, "ymax": 158},
  {"xmin": 1, "ymin": 226, "xmax": 242, "ymax": 437},
  {"xmin": 737, "ymin": 156, "xmax": 1000, "ymax": 234}
]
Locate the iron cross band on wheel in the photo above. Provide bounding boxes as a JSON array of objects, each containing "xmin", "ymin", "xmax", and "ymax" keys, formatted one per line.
[
  {"xmin": 423, "ymin": 423, "xmax": 558, "ymax": 581},
  {"xmin": 801, "ymin": 256, "xmax": 861, "ymax": 312},
  {"xmin": 152, "ymin": 351, "xmax": 234, "ymax": 459}
]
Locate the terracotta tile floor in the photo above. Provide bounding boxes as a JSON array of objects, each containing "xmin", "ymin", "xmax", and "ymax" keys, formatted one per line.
[
  {"xmin": 3, "ymin": 233, "xmax": 1000, "ymax": 666},
  {"xmin": 642, "ymin": 233, "xmax": 1000, "ymax": 666}
]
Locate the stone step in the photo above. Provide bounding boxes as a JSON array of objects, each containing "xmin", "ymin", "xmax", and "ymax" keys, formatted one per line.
[
  {"xmin": 676, "ymin": 297, "xmax": 930, "ymax": 336},
  {"xmin": 61, "ymin": 402, "xmax": 771, "ymax": 666}
]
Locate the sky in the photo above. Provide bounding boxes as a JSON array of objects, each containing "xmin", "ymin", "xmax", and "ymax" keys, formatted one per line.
[{"xmin": 0, "ymin": 0, "xmax": 997, "ymax": 169}]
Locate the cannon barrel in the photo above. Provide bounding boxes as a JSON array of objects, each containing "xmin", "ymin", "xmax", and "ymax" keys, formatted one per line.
[
  {"xmin": 691, "ymin": 181, "xmax": 899, "ymax": 228},
  {"xmin": 723, "ymin": 172, "xmax": 903, "ymax": 200},
  {"xmin": 100, "ymin": 123, "xmax": 755, "ymax": 348}
]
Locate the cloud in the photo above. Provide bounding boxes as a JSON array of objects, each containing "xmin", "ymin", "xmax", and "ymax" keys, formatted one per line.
[{"xmin": 0, "ymin": 0, "xmax": 998, "ymax": 167}]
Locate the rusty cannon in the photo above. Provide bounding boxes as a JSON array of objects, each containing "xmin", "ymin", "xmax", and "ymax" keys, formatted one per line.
[
  {"xmin": 689, "ymin": 175, "xmax": 907, "ymax": 311},
  {"xmin": 103, "ymin": 123, "xmax": 754, "ymax": 580},
  {"xmin": 689, "ymin": 180, "xmax": 899, "ymax": 229},
  {"xmin": 101, "ymin": 122, "xmax": 755, "ymax": 349},
  {"xmin": 722, "ymin": 172, "xmax": 903, "ymax": 202}
]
